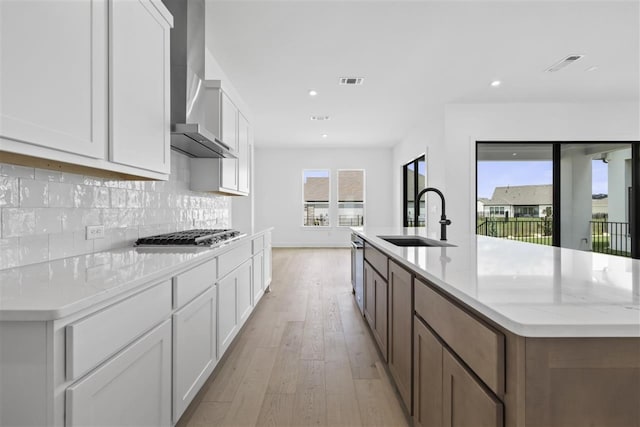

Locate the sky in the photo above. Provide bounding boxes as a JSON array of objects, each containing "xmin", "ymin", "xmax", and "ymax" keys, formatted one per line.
[{"xmin": 477, "ymin": 160, "xmax": 608, "ymax": 199}]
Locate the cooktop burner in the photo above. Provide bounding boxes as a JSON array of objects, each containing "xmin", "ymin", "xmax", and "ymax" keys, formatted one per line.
[{"xmin": 135, "ymin": 229, "xmax": 243, "ymax": 247}]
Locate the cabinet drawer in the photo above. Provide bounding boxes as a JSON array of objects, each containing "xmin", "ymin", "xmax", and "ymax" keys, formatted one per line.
[
  {"xmin": 173, "ymin": 259, "xmax": 216, "ymax": 309},
  {"xmin": 414, "ymin": 279, "xmax": 505, "ymax": 396},
  {"xmin": 66, "ymin": 281, "xmax": 172, "ymax": 381},
  {"xmin": 252, "ymin": 235, "xmax": 265, "ymax": 254},
  {"xmin": 364, "ymin": 242, "xmax": 388, "ymax": 280},
  {"xmin": 218, "ymin": 241, "xmax": 251, "ymax": 278}
]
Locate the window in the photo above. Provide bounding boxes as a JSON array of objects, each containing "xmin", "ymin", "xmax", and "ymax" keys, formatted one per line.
[
  {"xmin": 489, "ymin": 206, "xmax": 505, "ymax": 216},
  {"xmin": 338, "ymin": 170, "xmax": 365, "ymax": 226},
  {"xmin": 303, "ymin": 169, "xmax": 330, "ymax": 226},
  {"xmin": 403, "ymin": 155, "xmax": 426, "ymax": 227}
]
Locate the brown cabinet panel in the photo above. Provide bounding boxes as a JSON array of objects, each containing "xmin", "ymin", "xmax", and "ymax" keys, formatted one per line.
[
  {"xmin": 364, "ymin": 260, "xmax": 387, "ymax": 361},
  {"xmin": 415, "ymin": 279, "xmax": 504, "ymax": 397},
  {"xmin": 364, "ymin": 242, "xmax": 388, "ymax": 279},
  {"xmin": 413, "ymin": 316, "xmax": 443, "ymax": 427},
  {"xmin": 388, "ymin": 260, "xmax": 413, "ymax": 412},
  {"xmin": 442, "ymin": 349, "xmax": 503, "ymax": 427},
  {"xmin": 374, "ymin": 272, "xmax": 388, "ymax": 361},
  {"xmin": 363, "ymin": 261, "xmax": 376, "ymax": 328},
  {"xmin": 525, "ymin": 338, "xmax": 640, "ymax": 427}
]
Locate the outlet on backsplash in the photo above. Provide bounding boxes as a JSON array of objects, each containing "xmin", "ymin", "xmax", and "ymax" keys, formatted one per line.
[{"xmin": 86, "ymin": 225, "xmax": 105, "ymax": 240}]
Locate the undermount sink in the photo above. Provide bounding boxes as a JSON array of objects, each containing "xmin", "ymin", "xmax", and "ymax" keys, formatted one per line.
[{"xmin": 377, "ymin": 235, "xmax": 456, "ymax": 247}]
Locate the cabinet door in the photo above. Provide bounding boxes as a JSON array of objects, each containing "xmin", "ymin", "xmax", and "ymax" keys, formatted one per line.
[
  {"xmin": 413, "ymin": 317, "xmax": 443, "ymax": 427},
  {"xmin": 66, "ymin": 319, "xmax": 172, "ymax": 427},
  {"xmin": 389, "ymin": 261, "xmax": 412, "ymax": 411},
  {"xmin": 109, "ymin": 0, "xmax": 171, "ymax": 174},
  {"xmin": 217, "ymin": 271, "xmax": 238, "ymax": 355},
  {"xmin": 253, "ymin": 251, "xmax": 265, "ymax": 303},
  {"xmin": 374, "ymin": 271, "xmax": 388, "ymax": 361},
  {"xmin": 442, "ymin": 349, "xmax": 503, "ymax": 427},
  {"xmin": 363, "ymin": 261, "xmax": 376, "ymax": 326},
  {"xmin": 0, "ymin": 0, "xmax": 107, "ymax": 159},
  {"xmin": 173, "ymin": 287, "xmax": 217, "ymax": 424},
  {"xmin": 264, "ymin": 243, "xmax": 272, "ymax": 288},
  {"xmin": 220, "ymin": 92, "xmax": 238, "ymax": 191},
  {"xmin": 237, "ymin": 113, "xmax": 250, "ymax": 194},
  {"xmin": 237, "ymin": 260, "xmax": 253, "ymax": 326}
]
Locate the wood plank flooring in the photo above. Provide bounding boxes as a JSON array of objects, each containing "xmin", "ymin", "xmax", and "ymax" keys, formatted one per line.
[{"xmin": 183, "ymin": 248, "xmax": 409, "ymax": 427}]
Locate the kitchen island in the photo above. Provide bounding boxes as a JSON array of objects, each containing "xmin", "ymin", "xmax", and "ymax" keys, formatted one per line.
[
  {"xmin": 353, "ymin": 227, "xmax": 640, "ymax": 427},
  {"xmin": 0, "ymin": 229, "xmax": 272, "ymax": 427}
]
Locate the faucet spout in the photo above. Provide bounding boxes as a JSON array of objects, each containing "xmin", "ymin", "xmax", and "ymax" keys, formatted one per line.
[{"xmin": 415, "ymin": 187, "xmax": 452, "ymax": 241}]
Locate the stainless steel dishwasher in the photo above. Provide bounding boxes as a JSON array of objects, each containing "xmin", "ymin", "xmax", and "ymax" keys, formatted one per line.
[{"xmin": 350, "ymin": 233, "xmax": 364, "ymax": 314}]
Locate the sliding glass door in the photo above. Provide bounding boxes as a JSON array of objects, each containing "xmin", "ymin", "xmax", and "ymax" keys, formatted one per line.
[{"xmin": 477, "ymin": 142, "xmax": 639, "ymax": 259}]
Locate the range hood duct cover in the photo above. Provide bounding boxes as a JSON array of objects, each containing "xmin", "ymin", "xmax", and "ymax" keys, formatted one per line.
[{"xmin": 162, "ymin": 0, "xmax": 235, "ymax": 159}]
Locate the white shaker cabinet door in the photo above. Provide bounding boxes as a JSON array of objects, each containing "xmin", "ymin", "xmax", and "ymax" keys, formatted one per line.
[
  {"xmin": 253, "ymin": 251, "xmax": 265, "ymax": 304},
  {"xmin": 0, "ymin": 0, "xmax": 107, "ymax": 159},
  {"xmin": 237, "ymin": 259, "xmax": 253, "ymax": 326},
  {"xmin": 220, "ymin": 92, "xmax": 238, "ymax": 191},
  {"xmin": 109, "ymin": 0, "xmax": 171, "ymax": 174},
  {"xmin": 237, "ymin": 113, "xmax": 250, "ymax": 194},
  {"xmin": 217, "ymin": 270, "xmax": 238, "ymax": 355},
  {"xmin": 66, "ymin": 319, "xmax": 172, "ymax": 427},
  {"xmin": 173, "ymin": 287, "xmax": 217, "ymax": 424}
]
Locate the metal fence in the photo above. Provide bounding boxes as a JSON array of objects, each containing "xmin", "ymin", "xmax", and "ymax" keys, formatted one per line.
[
  {"xmin": 338, "ymin": 215, "xmax": 364, "ymax": 226},
  {"xmin": 590, "ymin": 221, "xmax": 631, "ymax": 257},
  {"xmin": 476, "ymin": 219, "xmax": 553, "ymax": 246}
]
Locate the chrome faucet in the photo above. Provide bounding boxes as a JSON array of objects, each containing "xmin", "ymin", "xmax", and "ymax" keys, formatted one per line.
[{"xmin": 415, "ymin": 187, "xmax": 452, "ymax": 241}]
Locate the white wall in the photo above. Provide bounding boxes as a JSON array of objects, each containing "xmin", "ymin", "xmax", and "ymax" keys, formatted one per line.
[
  {"xmin": 391, "ymin": 105, "xmax": 446, "ymax": 238},
  {"xmin": 442, "ymin": 102, "xmax": 640, "ymax": 243},
  {"xmin": 254, "ymin": 147, "xmax": 393, "ymax": 247}
]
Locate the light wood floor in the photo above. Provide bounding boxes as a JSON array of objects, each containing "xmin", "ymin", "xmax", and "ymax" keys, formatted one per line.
[{"xmin": 182, "ymin": 248, "xmax": 409, "ymax": 427}]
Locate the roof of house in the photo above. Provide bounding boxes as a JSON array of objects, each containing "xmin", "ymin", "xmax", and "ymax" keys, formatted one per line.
[
  {"xmin": 304, "ymin": 172, "xmax": 364, "ymax": 202},
  {"xmin": 477, "ymin": 197, "xmax": 491, "ymax": 204},
  {"xmin": 485, "ymin": 184, "xmax": 552, "ymax": 206}
]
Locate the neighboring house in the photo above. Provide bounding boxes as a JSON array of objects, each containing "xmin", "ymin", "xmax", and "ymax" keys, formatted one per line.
[
  {"xmin": 477, "ymin": 198, "xmax": 490, "ymax": 216},
  {"xmin": 483, "ymin": 184, "xmax": 553, "ymax": 218}
]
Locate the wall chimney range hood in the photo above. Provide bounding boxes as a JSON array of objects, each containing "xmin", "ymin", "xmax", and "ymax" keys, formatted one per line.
[{"xmin": 163, "ymin": 0, "xmax": 236, "ymax": 159}]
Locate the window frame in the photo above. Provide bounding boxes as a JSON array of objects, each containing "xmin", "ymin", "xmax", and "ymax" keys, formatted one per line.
[
  {"xmin": 403, "ymin": 154, "xmax": 426, "ymax": 227},
  {"xmin": 302, "ymin": 169, "xmax": 331, "ymax": 228},
  {"xmin": 337, "ymin": 169, "xmax": 366, "ymax": 228}
]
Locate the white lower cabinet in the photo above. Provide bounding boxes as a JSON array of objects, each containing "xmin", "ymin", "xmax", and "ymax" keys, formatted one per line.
[
  {"xmin": 217, "ymin": 258, "xmax": 252, "ymax": 355},
  {"xmin": 172, "ymin": 286, "xmax": 217, "ymax": 424},
  {"xmin": 65, "ymin": 319, "xmax": 172, "ymax": 427},
  {"xmin": 253, "ymin": 251, "xmax": 265, "ymax": 303}
]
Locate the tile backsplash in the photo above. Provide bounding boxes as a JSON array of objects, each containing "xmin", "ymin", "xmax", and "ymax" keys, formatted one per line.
[{"xmin": 0, "ymin": 152, "xmax": 230, "ymax": 269}]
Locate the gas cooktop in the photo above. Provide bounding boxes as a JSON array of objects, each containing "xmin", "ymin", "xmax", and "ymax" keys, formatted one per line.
[{"xmin": 135, "ymin": 229, "xmax": 244, "ymax": 247}]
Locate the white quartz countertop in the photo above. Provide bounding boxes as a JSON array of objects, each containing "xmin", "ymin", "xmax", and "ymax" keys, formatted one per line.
[
  {"xmin": 0, "ymin": 229, "xmax": 272, "ymax": 321},
  {"xmin": 353, "ymin": 227, "xmax": 640, "ymax": 338}
]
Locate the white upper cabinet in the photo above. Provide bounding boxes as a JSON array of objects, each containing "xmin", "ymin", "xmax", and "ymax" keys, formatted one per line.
[
  {"xmin": 238, "ymin": 112, "xmax": 250, "ymax": 194},
  {"xmin": 109, "ymin": 0, "xmax": 171, "ymax": 174},
  {"xmin": 0, "ymin": 0, "xmax": 107, "ymax": 159},
  {"xmin": 190, "ymin": 83, "xmax": 251, "ymax": 196},
  {"xmin": 0, "ymin": 0, "xmax": 173, "ymax": 180}
]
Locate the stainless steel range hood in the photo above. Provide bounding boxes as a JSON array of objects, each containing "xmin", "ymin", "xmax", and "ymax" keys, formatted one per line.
[{"xmin": 163, "ymin": 0, "xmax": 235, "ymax": 159}]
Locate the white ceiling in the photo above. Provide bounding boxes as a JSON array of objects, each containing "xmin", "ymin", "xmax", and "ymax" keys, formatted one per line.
[{"xmin": 205, "ymin": 1, "xmax": 639, "ymax": 148}]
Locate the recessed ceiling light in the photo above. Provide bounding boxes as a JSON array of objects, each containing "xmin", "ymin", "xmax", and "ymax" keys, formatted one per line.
[
  {"xmin": 490, "ymin": 80, "xmax": 502, "ymax": 87},
  {"xmin": 310, "ymin": 115, "xmax": 330, "ymax": 121},
  {"xmin": 512, "ymin": 153, "xmax": 517, "ymax": 156},
  {"xmin": 308, "ymin": 89, "xmax": 318, "ymax": 97},
  {"xmin": 321, "ymin": 134, "xmax": 328, "ymax": 139}
]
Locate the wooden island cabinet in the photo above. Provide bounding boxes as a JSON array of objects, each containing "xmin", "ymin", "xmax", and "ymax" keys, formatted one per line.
[{"xmin": 353, "ymin": 232, "xmax": 640, "ymax": 427}]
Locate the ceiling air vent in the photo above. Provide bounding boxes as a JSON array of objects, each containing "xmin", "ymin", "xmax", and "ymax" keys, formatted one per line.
[
  {"xmin": 545, "ymin": 54, "xmax": 584, "ymax": 72},
  {"xmin": 339, "ymin": 77, "xmax": 364, "ymax": 85},
  {"xmin": 310, "ymin": 116, "xmax": 330, "ymax": 121}
]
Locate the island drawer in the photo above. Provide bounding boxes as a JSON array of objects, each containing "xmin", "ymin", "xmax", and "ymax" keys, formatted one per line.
[
  {"xmin": 414, "ymin": 278, "xmax": 505, "ymax": 396},
  {"xmin": 173, "ymin": 259, "xmax": 216, "ymax": 309},
  {"xmin": 66, "ymin": 280, "xmax": 172, "ymax": 381},
  {"xmin": 364, "ymin": 242, "xmax": 388, "ymax": 280}
]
